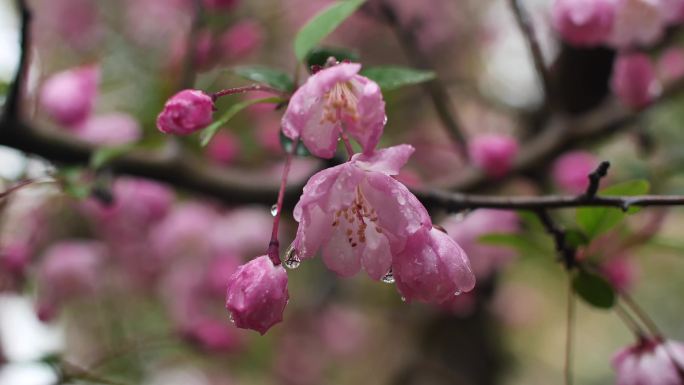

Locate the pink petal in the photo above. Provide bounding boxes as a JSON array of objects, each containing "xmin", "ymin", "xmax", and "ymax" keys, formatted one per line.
[{"xmin": 352, "ymin": 144, "xmax": 415, "ymax": 175}]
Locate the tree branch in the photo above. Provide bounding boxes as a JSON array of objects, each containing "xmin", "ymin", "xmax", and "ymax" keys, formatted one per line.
[{"xmin": 3, "ymin": 0, "xmax": 30, "ymax": 121}]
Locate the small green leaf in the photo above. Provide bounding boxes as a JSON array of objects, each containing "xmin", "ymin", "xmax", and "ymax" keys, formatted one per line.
[
  {"xmin": 279, "ymin": 131, "xmax": 311, "ymax": 156},
  {"xmin": 572, "ymin": 269, "xmax": 616, "ymax": 309},
  {"xmin": 89, "ymin": 144, "xmax": 135, "ymax": 169},
  {"xmin": 232, "ymin": 66, "xmax": 294, "ymax": 92},
  {"xmin": 577, "ymin": 180, "xmax": 650, "ymax": 239},
  {"xmin": 360, "ymin": 66, "xmax": 436, "ymax": 91},
  {"xmin": 305, "ymin": 46, "xmax": 360, "ymax": 69},
  {"xmin": 294, "ymin": 0, "xmax": 366, "ymax": 61},
  {"xmin": 200, "ymin": 97, "xmax": 283, "ymax": 147},
  {"xmin": 565, "ymin": 229, "xmax": 589, "ymax": 248}
]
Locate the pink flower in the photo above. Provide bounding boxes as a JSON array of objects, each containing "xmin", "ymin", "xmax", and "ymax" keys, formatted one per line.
[
  {"xmin": 40, "ymin": 66, "xmax": 100, "ymax": 127},
  {"xmin": 151, "ymin": 202, "xmax": 219, "ymax": 260},
  {"xmin": 659, "ymin": 0, "xmax": 684, "ymax": 24},
  {"xmin": 225, "ymin": 255, "xmax": 289, "ymax": 334},
  {"xmin": 317, "ymin": 305, "xmax": 368, "ymax": 357},
  {"xmin": 600, "ymin": 256, "xmax": 638, "ymax": 292},
  {"xmin": 468, "ymin": 134, "xmax": 519, "ymax": 178},
  {"xmin": 156, "ymin": 90, "xmax": 214, "ymax": 135},
  {"xmin": 36, "ymin": 240, "xmax": 104, "ymax": 320},
  {"xmin": 219, "ymin": 20, "xmax": 264, "ymax": 60},
  {"xmin": 611, "ymin": 53, "xmax": 661, "ymax": 109},
  {"xmin": 658, "ymin": 48, "xmax": 684, "ymax": 85},
  {"xmin": 610, "ymin": 0, "xmax": 667, "ymax": 48},
  {"xmin": 0, "ymin": 242, "xmax": 31, "ymax": 276},
  {"xmin": 394, "ymin": 227, "xmax": 475, "ymax": 304},
  {"xmin": 440, "ymin": 209, "xmax": 519, "ymax": 279},
  {"xmin": 552, "ymin": 151, "xmax": 599, "ymax": 194},
  {"xmin": 74, "ymin": 113, "xmax": 142, "ymax": 146},
  {"xmin": 282, "ymin": 63, "xmax": 386, "ymax": 158},
  {"xmin": 203, "ymin": 0, "xmax": 239, "ymax": 10},
  {"xmin": 34, "ymin": 0, "xmax": 102, "ymax": 50},
  {"xmin": 181, "ymin": 317, "xmax": 243, "ymax": 353},
  {"xmin": 552, "ymin": 0, "xmax": 616, "ymax": 46},
  {"xmin": 206, "ymin": 131, "xmax": 240, "ymax": 165},
  {"xmin": 291, "ymin": 145, "xmax": 431, "ymax": 279},
  {"xmin": 208, "ymin": 207, "xmax": 273, "ymax": 257},
  {"xmin": 612, "ymin": 338, "xmax": 684, "ymax": 385}
]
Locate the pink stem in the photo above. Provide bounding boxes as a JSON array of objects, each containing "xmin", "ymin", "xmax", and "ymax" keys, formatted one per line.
[
  {"xmin": 267, "ymin": 138, "xmax": 299, "ymax": 265},
  {"xmin": 211, "ymin": 84, "xmax": 287, "ymax": 101}
]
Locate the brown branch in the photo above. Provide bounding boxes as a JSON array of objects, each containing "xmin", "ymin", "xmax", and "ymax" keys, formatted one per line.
[
  {"xmin": 508, "ymin": 0, "xmax": 553, "ymax": 107},
  {"xmin": 584, "ymin": 161, "xmax": 610, "ymax": 198}
]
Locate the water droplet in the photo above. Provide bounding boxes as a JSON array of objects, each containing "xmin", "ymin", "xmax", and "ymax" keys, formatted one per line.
[
  {"xmin": 381, "ymin": 270, "xmax": 395, "ymax": 284},
  {"xmin": 283, "ymin": 245, "xmax": 301, "ymax": 270},
  {"xmin": 270, "ymin": 204, "xmax": 278, "ymax": 216},
  {"xmin": 400, "ymin": 296, "xmax": 406, "ymax": 302},
  {"xmin": 228, "ymin": 313, "xmax": 235, "ymax": 323},
  {"xmin": 454, "ymin": 290, "xmax": 462, "ymax": 297}
]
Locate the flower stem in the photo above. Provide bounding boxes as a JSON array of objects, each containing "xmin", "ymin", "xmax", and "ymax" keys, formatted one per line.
[
  {"xmin": 211, "ymin": 84, "xmax": 288, "ymax": 101},
  {"xmin": 620, "ymin": 292, "xmax": 663, "ymax": 338},
  {"xmin": 565, "ymin": 275, "xmax": 575, "ymax": 385},
  {"xmin": 614, "ymin": 303, "xmax": 647, "ymax": 339},
  {"xmin": 267, "ymin": 138, "xmax": 299, "ymax": 265}
]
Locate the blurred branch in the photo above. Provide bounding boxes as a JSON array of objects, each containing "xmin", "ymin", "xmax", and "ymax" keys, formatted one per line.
[
  {"xmin": 374, "ymin": 0, "xmax": 468, "ymax": 156},
  {"xmin": 583, "ymin": 161, "xmax": 610, "ymax": 198},
  {"xmin": 2, "ymin": 0, "xmax": 30, "ymax": 121},
  {"xmin": 508, "ymin": 0, "xmax": 553, "ymax": 107},
  {"xmin": 533, "ymin": 210, "xmax": 575, "ymax": 268}
]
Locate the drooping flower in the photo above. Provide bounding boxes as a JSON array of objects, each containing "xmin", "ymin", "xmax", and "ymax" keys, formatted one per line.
[
  {"xmin": 157, "ymin": 90, "xmax": 215, "ymax": 135},
  {"xmin": 74, "ymin": 113, "xmax": 142, "ymax": 146},
  {"xmin": 552, "ymin": 151, "xmax": 599, "ymax": 194},
  {"xmin": 612, "ymin": 338, "xmax": 684, "ymax": 385},
  {"xmin": 291, "ymin": 144, "xmax": 431, "ymax": 279},
  {"xmin": 552, "ymin": 0, "xmax": 616, "ymax": 46},
  {"xmin": 468, "ymin": 134, "xmax": 519, "ymax": 178},
  {"xmin": 610, "ymin": 0, "xmax": 667, "ymax": 48},
  {"xmin": 40, "ymin": 66, "xmax": 100, "ymax": 127},
  {"xmin": 281, "ymin": 62, "xmax": 386, "ymax": 158},
  {"xmin": 611, "ymin": 53, "xmax": 661, "ymax": 109},
  {"xmin": 393, "ymin": 227, "xmax": 475, "ymax": 304},
  {"xmin": 440, "ymin": 209, "xmax": 519, "ymax": 279},
  {"xmin": 225, "ymin": 255, "xmax": 289, "ymax": 334}
]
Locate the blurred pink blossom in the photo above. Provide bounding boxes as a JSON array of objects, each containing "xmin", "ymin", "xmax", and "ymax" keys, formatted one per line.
[
  {"xmin": 612, "ymin": 338, "xmax": 684, "ymax": 385},
  {"xmin": 219, "ymin": 20, "xmax": 265, "ymax": 60},
  {"xmin": 206, "ymin": 131, "xmax": 240, "ymax": 165},
  {"xmin": 40, "ymin": 66, "xmax": 99, "ymax": 127},
  {"xmin": 600, "ymin": 256, "xmax": 638, "ymax": 292},
  {"xmin": 33, "ymin": 0, "xmax": 102, "ymax": 50},
  {"xmin": 74, "ymin": 113, "xmax": 142, "ymax": 146},
  {"xmin": 552, "ymin": 151, "xmax": 599, "ymax": 194},
  {"xmin": 208, "ymin": 207, "xmax": 272, "ymax": 257},
  {"xmin": 611, "ymin": 52, "xmax": 661, "ymax": 109},
  {"xmin": 468, "ymin": 134, "xmax": 519, "ymax": 179},
  {"xmin": 225, "ymin": 255, "xmax": 289, "ymax": 334},
  {"xmin": 552, "ymin": 0, "xmax": 616, "ymax": 46},
  {"xmin": 317, "ymin": 305, "xmax": 368, "ymax": 357},
  {"xmin": 441, "ymin": 209, "xmax": 519, "ymax": 279},
  {"xmin": 151, "ymin": 202, "xmax": 220, "ymax": 261},
  {"xmin": 658, "ymin": 48, "xmax": 684, "ymax": 85},
  {"xmin": 610, "ymin": 0, "xmax": 667, "ymax": 48}
]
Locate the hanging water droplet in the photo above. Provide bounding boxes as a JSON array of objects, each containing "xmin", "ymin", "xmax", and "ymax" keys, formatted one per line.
[
  {"xmin": 400, "ymin": 296, "xmax": 406, "ymax": 302},
  {"xmin": 283, "ymin": 245, "xmax": 301, "ymax": 270},
  {"xmin": 454, "ymin": 290, "xmax": 462, "ymax": 297},
  {"xmin": 381, "ymin": 270, "xmax": 395, "ymax": 284},
  {"xmin": 270, "ymin": 204, "xmax": 278, "ymax": 216},
  {"xmin": 228, "ymin": 313, "xmax": 235, "ymax": 324}
]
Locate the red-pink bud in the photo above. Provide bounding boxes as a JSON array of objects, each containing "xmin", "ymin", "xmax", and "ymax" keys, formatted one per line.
[
  {"xmin": 39, "ymin": 66, "xmax": 99, "ymax": 127},
  {"xmin": 552, "ymin": 151, "xmax": 599, "ymax": 194},
  {"xmin": 468, "ymin": 134, "xmax": 519, "ymax": 178},
  {"xmin": 611, "ymin": 53, "xmax": 660, "ymax": 109},
  {"xmin": 225, "ymin": 255, "xmax": 289, "ymax": 335},
  {"xmin": 552, "ymin": 0, "xmax": 616, "ymax": 46},
  {"xmin": 156, "ymin": 90, "xmax": 214, "ymax": 135}
]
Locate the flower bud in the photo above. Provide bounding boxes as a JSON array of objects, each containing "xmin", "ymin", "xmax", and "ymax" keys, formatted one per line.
[
  {"xmin": 552, "ymin": 151, "xmax": 599, "ymax": 194},
  {"xmin": 75, "ymin": 113, "xmax": 142, "ymax": 146},
  {"xmin": 468, "ymin": 134, "xmax": 519, "ymax": 178},
  {"xmin": 40, "ymin": 66, "xmax": 99, "ymax": 127},
  {"xmin": 156, "ymin": 90, "xmax": 214, "ymax": 135},
  {"xmin": 611, "ymin": 53, "xmax": 660, "ymax": 109},
  {"xmin": 552, "ymin": 0, "xmax": 616, "ymax": 46},
  {"xmin": 225, "ymin": 256, "xmax": 289, "ymax": 335}
]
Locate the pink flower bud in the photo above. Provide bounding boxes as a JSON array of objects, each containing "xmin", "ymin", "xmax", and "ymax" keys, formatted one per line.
[
  {"xmin": 40, "ymin": 66, "xmax": 99, "ymax": 127},
  {"xmin": 156, "ymin": 90, "xmax": 214, "ymax": 135},
  {"xmin": 612, "ymin": 338, "xmax": 684, "ymax": 385},
  {"xmin": 552, "ymin": 0, "xmax": 616, "ymax": 46},
  {"xmin": 0, "ymin": 242, "xmax": 31, "ymax": 275},
  {"xmin": 74, "ymin": 113, "xmax": 142, "ymax": 146},
  {"xmin": 600, "ymin": 256, "xmax": 638, "ymax": 292},
  {"xmin": 658, "ymin": 48, "xmax": 684, "ymax": 85},
  {"xmin": 610, "ymin": 0, "xmax": 667, "ymax": 48},
  {"xmin": 468, "ymin": 134, "xmax": 519, "ymax": 178},
  {"xmin": 203, "ymin": 0, "xmax": 239, "ymax": 11},
  {"xmin": 206, "ymin": 131, "xmax": 240, "ymax": 165},
  {"xmin": 225, "ymin": 256, "xmax": 289, "ymax": 335},
  {"xmin": 552, "ymin": 151, "xmax": 599, "ymax": 194},
  {"xmin": 219, "ymin": 20, "xmax": 264, "ymax": 60},
  {"xmin": 611, "ymin": 53, "xmax": 660, "ymax": 109}
]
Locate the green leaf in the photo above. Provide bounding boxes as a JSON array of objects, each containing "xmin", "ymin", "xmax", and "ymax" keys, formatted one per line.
[
  {"xmin": 89, "ymin": 144, "xmax": 135, "ymax": 169},
  {"xmin": 200, "ymin": 97, "xmax": 283, "ymax": 147},
  {"xmin": 360, "ymin": 66, "xmax": 436, "ymax": 91},
  {"xmin": 577, "ymin": 180, "xmax": 650, "ymax": 239},
  {"xmin": 294, "ymin": 0, "xmax": 366, "ymax": 61},
  {"xmin": 565, "ymin": 229, "xmax": 590, "ymax": 248},
  {"xmin": 305, "ymin": 46, "xmax": 360, "ymax": 69},
  {"xmin": 232, "ymin": 66, "xmax": 294, "ymax": 92},
  {"xmin": 279, "ymin": 131, "xmax": 311, "ymax": 156},
  {"xmin": 572, "ymin": 269, "xmax": 616, "ymax": 309}
]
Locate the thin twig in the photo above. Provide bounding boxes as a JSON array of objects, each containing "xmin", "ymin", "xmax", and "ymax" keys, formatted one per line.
[
  {"xmin": 620, "ymin": 292, "xmax": 664, "ymax": 338},
  {"xmin": 583, "ymin": 161, "xmax": 610, "ymax": 198},
  {"xmin": 534, "ymin": 210, "xmax": 575, "ymax": 268},
  {"xmin": 508, "ymin": 0, "xmax": 553, "ymax": 106},
  {"xmin": 211, "ymin": 84, "xmax": 289, "ymax": 100},
  {"xmin": 614, "ymin": 303, "xmax": 647, "ymax": 339}
]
